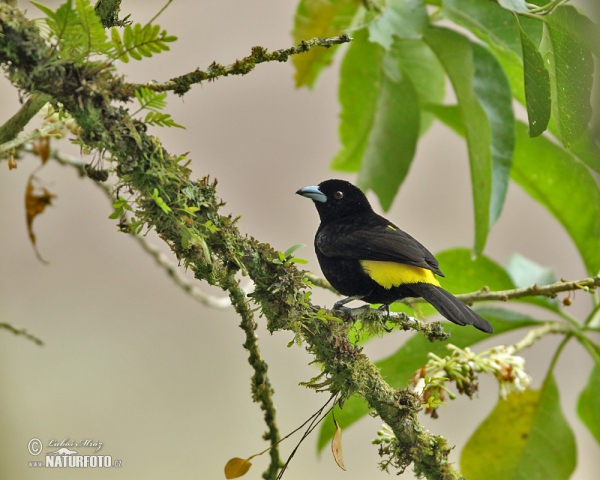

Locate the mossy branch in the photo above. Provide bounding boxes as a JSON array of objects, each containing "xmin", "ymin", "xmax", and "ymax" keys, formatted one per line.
[
  {"xmin": 0, "ymin": 5, "xmax": 459, "ymax": 478},
  {"xmin": 126, "ymin": 34, "xmax": 353, "ymax": 96}
]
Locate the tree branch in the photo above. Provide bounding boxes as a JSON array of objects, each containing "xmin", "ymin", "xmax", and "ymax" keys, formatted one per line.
[{"xmin": 126, "ymin": 35, "xmax": 353, "ymax": 96}]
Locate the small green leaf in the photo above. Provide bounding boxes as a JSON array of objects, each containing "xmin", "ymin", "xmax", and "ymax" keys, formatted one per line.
[
  {"xmin": 425, "ymin": 27, "xmax": 492, "ymax": 255},
  {"xmin": 577, "ymin": 364, "xmax": 600, "ymax": 446},
  {"xmin": 283, "ymin": 243, "xmax": 306, "ymax": 258},
  {"xmin": 31, "ymin": 1, "xmax": 56, "ymax": 19},
  {"xmin": 291, "ymin": 0, "xmax": 360, "ymax": 88},
  {"xmin": 150, "ymin": 188, "xmax": 172, "ymax": 213},
  {"xmin": 462, "ymin": 375, "xmax": 576, "ymax": 480},
  {"xmin": 368, "ymin": 0, "xmax": 428, "ymax": 49},
  {"xmin": 517, "ymin": 19, "xmax": 551, "ymax": 137}
]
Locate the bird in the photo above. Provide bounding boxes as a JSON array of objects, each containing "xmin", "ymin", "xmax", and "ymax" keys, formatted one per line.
[{"xmin": 296, "ymin": 179, "xmax": 493, "ymax": 333}]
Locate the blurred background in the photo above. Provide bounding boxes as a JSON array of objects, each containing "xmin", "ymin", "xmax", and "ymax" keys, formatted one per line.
[{"xmin": 0, "ymin": 1, "xmax": 598, "ymax": 478}]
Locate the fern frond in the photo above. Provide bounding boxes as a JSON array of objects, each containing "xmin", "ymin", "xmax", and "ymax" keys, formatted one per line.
[
  {"xmin": 135, "ymin": 87, "xmax": 167, "ymax": 112},
  {"xmin": 75, "ymin": 0, "xmax": 110, "ymax": 55},
  {"xmin": 32, "ymin": 0, "xmax": 110, "ymax": 58},
  {"xmin": 109, "ymin": 23, "xmax": 177, "ymax": 62},
  {"xmin": 144, "ymin": 111, "xmax": 185, "ymax": 129}
]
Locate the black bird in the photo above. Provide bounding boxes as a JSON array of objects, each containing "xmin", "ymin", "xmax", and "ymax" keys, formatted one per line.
[{"xmin": 296, "ymin": 179, "xmax": 493, "ymax": 333}]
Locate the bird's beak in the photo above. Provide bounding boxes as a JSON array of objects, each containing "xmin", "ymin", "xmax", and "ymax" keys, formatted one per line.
[{"xmin": 296, "ymin": 185, "xmax": 327, "ymax": 203}]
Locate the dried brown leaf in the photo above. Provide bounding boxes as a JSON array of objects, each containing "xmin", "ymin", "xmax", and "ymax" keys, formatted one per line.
[
  {"xmin": 331, "ymin": 418, "xmax": 346, "ymax": 471},
  {"xmin": 33, "ymin": 137, "xmax": 50, "ymax": 164},
  {"xmin": 25, "ymin": 174, "xmax": 55, "ymax": 263}
]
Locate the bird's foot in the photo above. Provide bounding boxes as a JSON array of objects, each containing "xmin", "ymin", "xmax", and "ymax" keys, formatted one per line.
[
  {"xmin": 332, "ymin": 295, "xmax": 364, "ymax": 310},
  {"xmin": 377, "ymin": 304, "xmax": 393, "ymax": 332}
]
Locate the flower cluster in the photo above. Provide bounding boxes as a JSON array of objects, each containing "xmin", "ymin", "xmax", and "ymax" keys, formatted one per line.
[{"xmin": 411, "ymin": 344, "xmax": 531, "ymax": 417}]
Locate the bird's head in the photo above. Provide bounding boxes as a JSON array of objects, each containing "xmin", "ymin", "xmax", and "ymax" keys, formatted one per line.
[{"xmin": 296, "ymin": 179, "xmax": 373, "ymax": 222}]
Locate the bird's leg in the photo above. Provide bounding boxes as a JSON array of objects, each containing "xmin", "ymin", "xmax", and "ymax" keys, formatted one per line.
[
  {"xmin": 377, "ymin": 304, "xmax": 393, "ymax": 332},
  {"xmin": 333, "ymin": 295, "xmax": 364, "ymax": 310}
]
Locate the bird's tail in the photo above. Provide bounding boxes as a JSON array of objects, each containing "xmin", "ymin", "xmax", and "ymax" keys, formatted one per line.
[{"xmin": 408, "ymin": 283, "xmax": 493, "ymax": 333}]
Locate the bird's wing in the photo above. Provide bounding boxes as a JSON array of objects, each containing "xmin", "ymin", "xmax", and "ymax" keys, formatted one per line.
[{"xmin": 317, "ymin": 223, "xmax": 444, "ymax": 276}]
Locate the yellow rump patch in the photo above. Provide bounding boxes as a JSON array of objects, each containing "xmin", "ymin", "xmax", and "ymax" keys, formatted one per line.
[{"xmin": 360, "ymin": 260, "xmax": 440, "ymax": 289}]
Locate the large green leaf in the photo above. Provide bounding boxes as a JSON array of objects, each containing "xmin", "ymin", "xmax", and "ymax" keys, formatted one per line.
[
  {"xmin": 544, "ymin": 4, "xmax": 600, "ymax": 58},
  {"xmin": 442, "ymin": 0, "xmax": 542, "ymax": 56},
  {"xmin": 491, "ymin": 45, "xmax": 600, "ymax": 174},
  {"xmin": 332, "ymin": 28, "xmax": 381, "ymax": 172},
  {"xmin": 317, "ymin": 308, "xmax": 541, "ymax": 451},
  {"xmin": 356, "ymin": 44, "xmax": 421, "ymax": 210},
  {"xmin": 511, "ymin": 121, "xmax": 600, "ymax": 276},
  {"xmin": 429, "ymin": 107, "xmax": 600, "ymax": 276},
  {"xmin": 368, "ymin": 0, "xmax": 427, "ymax": 49},
  {"xmin": 332, "ymin": 29, "xmax": 422, "ymax": 210},
  {"xmin": 291, "ymin": 0, "xmax": 361, "ymax": 88},
  {"xmin": 577, "ymin": 364, "xmax": 600, "ymax": 446},
  {"xmin": 471, "ymin": 43, "xmax": 514, "ymax": 228},
  {"xmin": 393, "ymin": 38, "xmax": 445, "ymax": 136},
  {"xmin": 517, "ymin": 19, "xmax": 551, "ymax": 137},
  {"xmin": 539, "ymin": 6, "xmax": 594, "ymax": 148},
  {"xmin": 424, "ymin": 27, "xmax": 492, "ymax": 255},
  {"xmin": 461, "ymin": 375, "xmax": 576, "ymax": 480}
]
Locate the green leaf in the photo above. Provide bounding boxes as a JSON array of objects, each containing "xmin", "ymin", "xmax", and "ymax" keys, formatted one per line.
[
  {"xmin": 332, "ymin": 29, "xmax": 422, "ymax": 210},
  {"xmin": 577, "ymin": 364, "xmax": 600, "ymax": 446},
  {"xmin": 110, "ymin": 23, "xmax": 176, "ymax": 62},
  {"xmin": 517, "ymin": 19, "xmax": 551, "ymax": 137},
  {"xmin": 368, "ymin": 0, "xmax": 427, "ymax": 49},
  {"xmin": 442, "ymin": 0, "xmax": 542, "ymax": 56},
  {"xmin": 283, "ymin": 243, "xmax": 306, "ymax": 258},
  {"xmin": 144, "ymin": 111, "xmax": 185, "ymax": 129},
  {"xmin": 332, "ymin": 28, "xmax": 380, "ymax": 172},
  {"xmin": 427, "ymin": 110, "xmax": 600, "ymax": 278},
  {"xmin": 490, "ymin": 46, "xmax": 600, "ymax": 175},
  {"xmin": 393, "ymin": 38, "xmax": 445, "ymax": 136},
  {"xmin": 496, "ymin": 0, "xmax": 529, "ymax": 13},
  {"xmin": 462, "ymin": 375, "xmax": 576, "ymax": 480},
  {"xmin": 135, "ymin": 87, "xmax": 167, "ymax": 112},
  {"xmin": 31, "ymin": 1, "xmax": 57, "ymax": 19},
  {"xmin": 291, "ymin": 0, "xmax": 361, "ymax": 88},
  {"xmin": 424, "ymin": 27, "xmax": 492, "ymax": 255},
  {"xmin": 471, "ymin": 43, "xmax": 514, "ymax": 228},
  {"xmin": 539, "ymin": 6, "xmax": 594, "ymax": 148},
  {"xmin": 75, "ymin": 0, "xmax": 108, "ymax": 54},
  {"xmin": 356, "ymin": 41, "xmax": 421, "ymax": 211},
  {"xmin": 506, "ymin": 252, "xmax": 556, "ymax": 288},
  {"xmin": 544, "ymin": 5, "xmax": 600, "ymax": 59},
  {"xmin": 318, "ymin": 307, "xmax": 540, "ymax": 451},
  {"xmin": 511, "ymin": 121, "xmax": 600, "ymax": 276}
]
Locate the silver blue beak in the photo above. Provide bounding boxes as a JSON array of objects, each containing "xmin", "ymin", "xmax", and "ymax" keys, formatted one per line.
[{"xmin": 296, "ymin": 185, "xmax": 327, "ymax": 203}]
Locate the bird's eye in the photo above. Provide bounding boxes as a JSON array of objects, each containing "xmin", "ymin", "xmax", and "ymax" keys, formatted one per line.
[{"xmin": 334, "ymin": 191, "xmax": 344, "ymax": 200}]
